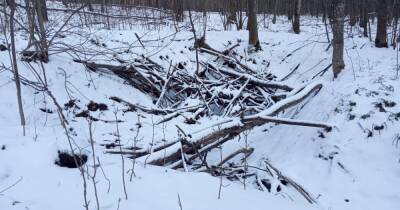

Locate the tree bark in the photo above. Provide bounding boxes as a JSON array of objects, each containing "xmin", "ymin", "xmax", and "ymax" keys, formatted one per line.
[
  {"xmin": 293, "ymin": 0, "xmax": 301, "ymax": 34},
  {"xmin": 8, "ymin": 0, "xmax": 26, "ymax": 135},
  {"xmin": 361, "ymin": 0, "xmax": 369, "ymax": 37},
  {"xmin": 34, "ymin": 0, "xmax": 49, "ymax": 62},
  {"xmin": 247, "ymin": 0, "xmax": 260, "ymax": 51},
  {"xmin": 331, "ymin": 0, "xmax": 345, "ymax": 78},
  {"xmin": 272, "ymin": 0, "xmax": 278, "ymax": 24},
  {"xmin": 24, "ymin": 0, "xmax": 35, "ymax": 47},
  {"xmin": 375, "ymin": 0, "xmax": 388, "ymax": 48}
]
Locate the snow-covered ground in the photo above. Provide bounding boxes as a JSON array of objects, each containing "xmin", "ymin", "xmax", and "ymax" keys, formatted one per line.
[{"xmin": 1, "ymin": 6, "xmax": 400, "ymax": 210}]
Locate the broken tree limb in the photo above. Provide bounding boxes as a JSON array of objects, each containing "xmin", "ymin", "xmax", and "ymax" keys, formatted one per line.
[
  {"xmin": 218, "ymin": 67, "xmax": 293, "ymax": 91},
  {"xmin": 105, "ymin": 140, "xmax": 179, "ymax": 158},
  {"xmin": 110, "ymin": 96, "xmax": 203, "ymax": 116},
  {"xmin": 217, "ymin": 147, "xmax": 254, "ymax": 167},
  {"xmin": 264, "ymin": 160, "xmax": 317, "ymax": 204},
  {"xmin": 243, "ymin": 116, "xmax": 333, "ymax": 130}
]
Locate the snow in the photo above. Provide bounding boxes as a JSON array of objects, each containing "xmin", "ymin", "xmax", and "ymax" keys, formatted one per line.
[{"xmin": 1, "ymin": 4, "xmax": 400, "ymax": 210}]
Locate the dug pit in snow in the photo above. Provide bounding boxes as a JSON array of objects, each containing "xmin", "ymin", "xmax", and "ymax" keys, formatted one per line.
[{"xmin": 55, "ymin": 151, "xmax": 88, "ymax": 168}]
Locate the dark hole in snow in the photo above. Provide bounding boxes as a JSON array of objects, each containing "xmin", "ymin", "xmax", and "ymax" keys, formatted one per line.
[
  {"xmin": 318, "ymin": 131, "xmax": 326, "ymax": 138},
  {"xmin": 276, "ymin": 185, "xmax": 282, "ymax": 192},
  {"xmin": 55, "ymin": 151, "xmax": 88, "ymax": 168},
  {"xmin": 349, "ymin": 101, "xmax": 357, "ymax": 107},
  {"xmin": 75, "ymin": 110, "xmax": 89, "ymax": 118},
  {"xmin": 184, "ymin": 118, "xmax": 196, "ymax": 124},
  {"xmin": 12, "ymin": 201, "xmax": 21, "ymax": 206},
  {"xmin": 21, "ymin": 50, "xmax": 48, "ymax": 63},
  {"xmin": 39, "ymin": 108, "xmax": 53, "ymax": 114},
  {"xmin": 177, "ymin": 63, "xmax": 185, "ymax": 70},
  {"xmin": 0, "ymin": 44, "xmax": 8, "ymax": 51},
  {"xmin": 318, "ymin": 154, "xmax": 329, "ymax": 161},
  {"xmin": 367, "ymin": 130, "xmax": 373, "ymax": 138},
  {"xmin": 394, "ymin": 112, "xmax": 400, "ymax": 120},
  {"xmin": 360, "ymin": 113, "xmax": 371, "ymax": 120},
  {"xmin": 124, "ymin": 146, "xmax": 142, "ymax": 150},
  {"xmin": 374, "ymin": 103, "xmax": 386, "ymax": 112},
  {"xmin": 348, "ymin": 114, "xmax": 356, "ymax": 121},
  {"xmin": 87, "ymin": 101, "xmax": 108, "ymax": 112},
  {"xmin": 64, "ymin": 99, "xmax": 79, "ymax": 110},
  {"xmin": 101, "ymin": 142, "xmax": 122, "ymax": 149},
  {"xmin": 280, "ymin": 179, "xmax": 288, "ymax": 186},
  {"xmin": 56, "ymin": 34, "xmax": 66, "ymax": 38},
  {"xmin": 261, "ymin": 179, "xmax": 271, "ymax": 192},
  {"xmin": 1, "ymin": 145, "xmax": 5, "ymax": 150},
  {"xmin": 325, "ymin": 126, "xmax": 332, "ymax": 132},
  {"xmin": 222, "ymin": 61, "xmax": 237, "ymax": 69},
  {"xmin": 373, "ymin": 124, "xmax": 385, "ymax": 131},
  {"xmin": 344, "ymin": 199, "xmax": 350, "ymax": 202},
  {"xmin": 383, "ymin": 100, "xmax": 396, "ymax": 108}
]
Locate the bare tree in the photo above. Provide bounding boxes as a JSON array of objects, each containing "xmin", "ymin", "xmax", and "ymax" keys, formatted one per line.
[
  {"xmin": 6, "ymin": 0, "xmax": 26, "ymax": 135},
  {"xmin": 330, "ymin": 0, "xmax": 345, "ymax": 78}
]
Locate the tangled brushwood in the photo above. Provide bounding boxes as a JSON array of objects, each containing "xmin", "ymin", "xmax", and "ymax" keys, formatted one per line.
[{"xmin": 75, "ymin": 41, "xmax": 331, "ymax": 203}]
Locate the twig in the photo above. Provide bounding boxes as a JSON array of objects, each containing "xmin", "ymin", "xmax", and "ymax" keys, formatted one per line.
[{"xmin": 0, "ymin": 177, "xmax": 23, "ymax": 195}]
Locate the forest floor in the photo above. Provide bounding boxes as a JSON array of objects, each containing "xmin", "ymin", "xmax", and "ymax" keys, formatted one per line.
[{"xmin": 1, "ymin": 6, "xmax": 400, "ymax": 210}]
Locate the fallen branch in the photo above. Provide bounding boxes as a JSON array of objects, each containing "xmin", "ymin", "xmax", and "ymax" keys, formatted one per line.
[
  {"xmin": 217, "ymin": 147, "xmax": 254, "ymax": 167},
  {"xmin": 264, "ymin": 160, "xmax": 317, "ymax": 204}
]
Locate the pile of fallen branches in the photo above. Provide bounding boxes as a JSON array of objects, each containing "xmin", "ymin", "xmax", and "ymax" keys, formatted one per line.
[
  {"xmin": 75, "ymin": 42, "xmax": 332, "ymax": 165},
  {"xmin": 76, "ymin": 42, "xmax": 331, "ymax": 204},
  {"xmin": 75, "ymin": 44, "xmax": 295, "ymax": 119}
]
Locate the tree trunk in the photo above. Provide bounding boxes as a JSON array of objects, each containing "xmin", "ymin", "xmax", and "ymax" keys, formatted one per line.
[
  {"xmin": 293, "ymin": 0, "xmax": 301, "ymax": 34},
  {"xmin": 361, "ymin": 0, "xmax": 369, "ymax": 37},
  {"xmin": 248, "ymin": 0, "xmax": 260, "ymax": 51},
  {"xmin": 24, "ymin": 0, "xmax": 35, "ymax": 47},
  {"xmin": 272, "ymin": 0, "xmax": 278, "ymax": 24},
  {"xmin": 37, "ymin": 0, "xmax": 48, "ymax": 22},
  {"xmin": 8, "ymin": 0, "xmax": 26, "ymax": 135},
  {"xmin": 331, "ymin": 0, "xmax": 345, "ymax": 78},
  {"xmin": 34, "ymin": 0, "xmax": 49, "ymax": 62},
  {"xmin": 349, "ymin": 0, "xmax": 357, "ymax": 26},
  {"xmin": 375, "ymin": 0, "xmax": 388, "ymax": 48}
]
